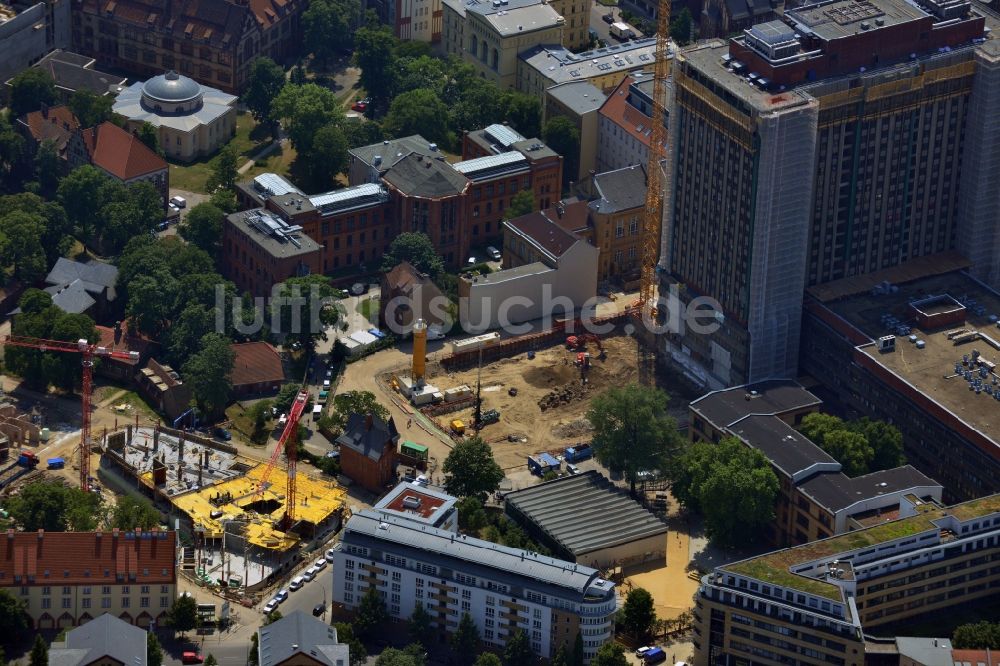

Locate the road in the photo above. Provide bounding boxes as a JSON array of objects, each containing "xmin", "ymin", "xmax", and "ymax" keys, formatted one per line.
[{"xmin": 590, "ymin": 3, "xmax": 619, "ymax": 44}]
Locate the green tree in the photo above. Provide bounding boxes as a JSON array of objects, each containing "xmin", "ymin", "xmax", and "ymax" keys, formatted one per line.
[
  {"xmin": 333, "ymin": 623, "xmax": 367, "ymax": 666},
  {"xmin": 271, "ymin": 83, "xmax": 345, "ymax": 155},
  {"xmin": 849, "ymin": 417, "xmax": 905, "ymax": 471},
  {"xmin": 550, "ymin": 643, "xmax": 569, "ymax": 666},
  {"xmin": 474, "ymin": 655, "xmax": 502, "ymax": 666},
  {"xmin": 9, "ymin": 69, "xmax": 56, "ymax": 118},
  {"xmin": 274, "ymin": 383, "xmax": 306, "ymax": 415},
  {"xmin": 30, "ymin": 633, "xmax": 47, "ymax": 666},
  {"xmin": 502, "ymin": 628, "xmax": 534, "ymax": 666},
  {"xmin": 180, "ymin": 202, "xmax": 225, "ymax": 258},
  {"xmin": 408, "ymin": 601, "xmax": 431, "ymax": 648},
  {"xmin": 798, "ymin": 412, "xmax": 844, "ymax": 446},
  {"xmin": 69, "ymin": 90, "xmax": 114, "ymax": 128},
  {"xmin": 503, "ymin": 92, "xmax": 542, "ymax": 139},
  {"xmin": 248, "ymin": 634, "xmax": 259, "ymax": 666},
  {"xmin": 0, "ymin": 210, "xmax": 47, "ymax": 282},
  {"xmin": 374, "ymin": 646, "xmax": 425, "ymax": 666},
  {"xmin": 182, "ymin": 333, "xmax": 235, "ymax": 416},
  {"xmin": 383, "ymin": 89, "xmax": 449, "ymax": 145},
  {"xmin": 110, "ymin": 495, "xmax": 161, "ymax": 530},
  {"xmin": 301, "ymin": 122, "xmax": 349, "ymax": 191},
  {"xmin": 101, "ymin": 180, "xmax": 163, "ymax": 254},
  {"xmin": 589, "ymin": 643, "xmax": 627, "ymax": 666},
  {"xmin": 455, "ymin": 495, "xmax": 488, "ymax": 532},
  {"xmin": 264, "ymin": 610, "xmax": 282, "ymax": 625},
  {"xmin": 57, "ymin": 164, "xmax": 112, "ymax": 245},
  {"xmin": 354, "ymin": 585, "xmax": 388, "ymax": 638},
  {"xmin": 542, "ymin": 116, "xmax": 580, "ymax": 189},
  {"xmin": 621, "ymin": 588, "xmax": 656, "ymax": 639},
  {"xmin": 137, "ymin": 122, "xmax": 161, "ymax": 155},
  {"xmin": 0, "ymin": 589, "xmax": 28, "ymax": 640},
  {"xmin": 245, "ymin": 399, "xmax": 274, "ymax": 444},
  {"xmin": 167, "ymin": 594, "xmax": 199, "ymax": 635},
  {"xmin": 450, "ymin": 612, "xmax": 480, "ymax": 664},
  {"xmin": 204, "ymin": 655, "xmax": 218, "ymax": 666},
  {"xmin": 354, "ymin": 24, "xmax": 397, "ymax": 113},
  {"xmin": 304, "ymin": 0, "xmax": 359, "ymax": 67},
  {"xmin": 670, "ymin": 7, "xmax": 694, "ymax": 44},
  {"xmin": 0, "ymin": 192, "xmax": 74, "ymax": 266},
  {"xmin": 587, "ymin": 384, "xmax": 681, "ymax": 495},
  {"xmin": 242, "ymin": 57, "xmax": 286, "ymax": 128},
  {"xmin": 207, "ymin": 144, "xmax": 239, "ymax": 193},
  {"xmin": 273, "ymin": 275, "xmax": 340, "ymax": 352},
  {"xmin": 34, "ymin": 138, "xmax": 61, "ymax": 197},
  {"xmin": 5, "ymin": 480, "xmax": 101, "ymax": 532},
  {"xmin": 210, "ymin": 188, "xmax": 239, "ymax": 213},
  {"xmin": 571, "ymin": 633, "xmax": 584, "ymax": 666},
  {"xmin": 380, "ymin": 232, "xmax": 445, "ymax": 276},
  {"xmin": 671, "ymin": 437, "xmax": 780, "ymax": 548},
  {"xmin": 507, "ymin": 190, "xmax": 536, "ymax": 219},
  {"xmin": 147, "ymin": 631, "xmax": 164, "ymax": 666},
  {"xmin": 325, "ymin": 390, "xmax": 390, "ymax": 434},
  {"xmin": 443, "ymin": 436, "xmax": 505, "ymax": 500},
  {"xmin": 952, "ymin": 621, "xmax": 1000, "ymax": 649},
  {"xmin": 821, "ymin": 429, "xmax": 873, "ymax": 477}
]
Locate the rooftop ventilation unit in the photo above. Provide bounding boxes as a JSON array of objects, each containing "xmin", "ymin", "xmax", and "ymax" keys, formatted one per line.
[{"xmin": 402, "ymin": 495, "xmax": 422, "ymax": 510}]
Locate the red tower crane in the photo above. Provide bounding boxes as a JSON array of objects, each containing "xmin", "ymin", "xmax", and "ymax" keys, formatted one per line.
[
  {"xmin": 252, "ymin": 389, "xmax": 309, "ymax": 529},
  {"xmin": 2, "ymin": 336, "xmax": 140, "ymax": 491}
]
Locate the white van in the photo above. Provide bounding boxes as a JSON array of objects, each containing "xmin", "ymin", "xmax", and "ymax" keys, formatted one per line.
[
  {"xmin": 312, "ymin": 404, "xmax": 322, "ymax": 421},
  {"xmin": 169, "ymin": 195, "xmax": 187, "ymax": 209},
  {"xmin": 289, "ymin": 576, "xmax": 305, "ymax": 591}
]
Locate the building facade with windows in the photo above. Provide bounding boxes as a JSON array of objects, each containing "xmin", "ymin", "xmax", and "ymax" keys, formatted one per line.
[
  {"xmin": 0, "ymin": 0, "xmax": 71, "ymax": 86},
  {"xmin": 222, "ymin": 208, "xmax": 322, "ymax": 297},
  {"xmin": 330, "ymin": 510, "xmax": 616, "ymax": 662},
  {"xmin": 694, "ymin": 494, "xmax": 1000, "ymax": 665},
  {"xmin": 661, "ymin": 0, "xmax": 1000, "ymax": 388},
  {"xmin": 0, "ymin": 530, "xmax": 177, "ymax": 630},
  {"xmin": 72, "ymin": 0, "xmax": 304, "ymax": 94},
  {"xmin": 595, "ymin": 73, "xmax": 660, "ymax": 174}
]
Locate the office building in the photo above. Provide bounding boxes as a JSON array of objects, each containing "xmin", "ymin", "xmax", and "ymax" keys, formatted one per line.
[
  {"xmin": 582, "ymin": 166, "xmax": 647, "ymax": 284},
  {"xmin": 222, "ymin": 208, "xmax": 322, "ymax": 297},
  {"xmin": 800, "ymin": 256, "xmax": 1000, "ymax": 501},
  {"xmin": 0, "ymin": 529, "xmax": 177, "ymax": 630},
  {"xmin": 330, "ymin": 509, "xmax": 617, "ymax": 661},
  {"xmin": 0, "ymin": 0, "xmax": 70, "ymax": 85},
  {"xmin": 441, "ymin": 0, "xmax": 564, "ymax": 90},
  {"xmin": 72, "ymin": 0, "xmax": 305, "ymax": 94},
  {"xmin": 662, "ymin": 0, "xmax": 1000, "ymax": 387},
  {"xmin": 693, "ymin": 493, "xmax": 1000, "ymax": 665},
  {"xmin": 690, "ymin": 381, "xmax": 943, "ymax": 546},
  {"xmin": 516, "ymin": 40, "xmax": 660, "ymax": 100}
]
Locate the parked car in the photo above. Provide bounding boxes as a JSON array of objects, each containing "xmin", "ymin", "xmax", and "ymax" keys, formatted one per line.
[
  {"xmin": 323, "ymin": 379, "xmax": 331, "ymax": 390},
  {"xmin": 169, "ymin": 195, "xmax": 187, "ymax": 209},
  {"xmin": 312, "ymin": 603, "xmax": 326, "ymax": 617},
  {"xmin": 181, "ymin": 653, "xmax": 203, "ymax": 664},
  {"xmin": 643, "ymin": 647, "xmax": 667, "ymax": 664},
  {"xmin": 262, "ymin": 599, "xmax": 279, "ymax": 614},
  {"xmin": 274, "ymin": 589, "xmax": 288, "ymax": 603},
  {"xmin": 487, "ymin": 245, "xmax": 501, "ymax": 261},
  {"xmin": 636, "ymin": 647, "xmax": 654, "ymax": 657},
  {"xmin": 278, "ymin": 413, "xmax": 288, "ymax": 426},
  {"xmin": 214, "ymin": 427, "xmax": 231, "ymax": 441},
  {"xmin": 289, "ymin": 576, "xmax": 305, "ymax": 590},
  {"xmin": 168, "ymin": 203, "xmax": 181, "ymax": 216},
  {"xmin": 325, "ymin": 548, "xmax": 337, "ymax": 563},
  {"xmin": 314, "ymin": 558, "xmax": 328, "ymax": 570},
  {"xmin": 303, "ymin": 567, "xmax": 317, "ymax": 582},
  {"xmin": 602, "ymin": 12, "xmax": 615, "ymax": 23}
]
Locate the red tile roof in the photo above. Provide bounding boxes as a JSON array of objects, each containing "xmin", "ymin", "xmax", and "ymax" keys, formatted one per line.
[
  {"xmin": 80, "ymin": 122, "xmax": 167, "ymax": 181},
  {"xmin": 0, "ymin": 530, "xmax": 176, "ymax": 587},
  {"xmin": 598, "ymin": 76, "xmax": 653, "ymax": 150},
  {"xmin": 505, "ymin": 205, "xmax": 586, "ymax": 261},
  {"xmin": 95, "ymin": 323, "xmax": 157, "ymax": 365},
  {"xmin": 229, "ymin": 342, "xmax": 285, "ymax": 387},
  {"xmin": 19, "ymin": 106, "xmax": 80, "ymax": 155}
]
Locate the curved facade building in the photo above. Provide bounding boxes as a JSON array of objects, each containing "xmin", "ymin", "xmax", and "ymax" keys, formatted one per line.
[{"xmin": 112, "ymin": 70, "xmax": 237, "ymax": 162}]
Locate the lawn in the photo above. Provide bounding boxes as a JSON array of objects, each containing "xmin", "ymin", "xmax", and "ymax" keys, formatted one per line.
[
  {"xmin": 94, "ymin": 387, "xmax": 159, "ymax": 422},
  {"xmin": 243, "ymin": 141, "xmax": 298, "ymax": 182},
  {"xmin": 357, "ymin": 297, "xmax": 380, "ymax": 324},
  {"xmin": 167, "ymin": 112, "xmax": 269, "ymax": 193},
  {"xmin": 225, "ymin": 403, "xmax": 271, "ymax": 446}
]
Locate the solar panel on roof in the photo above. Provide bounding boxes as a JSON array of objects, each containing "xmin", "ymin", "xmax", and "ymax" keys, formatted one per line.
[
  {"xmin": 308, "ymin": 183, "xmax": 384, "ymax": 208},
  {"xmin": 253, "ymin": 173, "xmax": 300, "ymax": 197},
  {"xmin": 483, "ymin": 123, "xmax": 525, "ymax": 148},
  {"xmin": 452, "ymin": 151, "xmax": 526, "ymax": 175}
]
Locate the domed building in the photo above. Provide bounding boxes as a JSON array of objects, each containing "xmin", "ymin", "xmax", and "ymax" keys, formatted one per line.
[{"xmin": 112, "ymin": 71, "xmax": 238, "ymax": 162}]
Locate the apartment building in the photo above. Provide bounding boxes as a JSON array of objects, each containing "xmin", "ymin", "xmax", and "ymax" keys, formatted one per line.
[
  {"xmin": 441, "ymin": 0, "xmax": 564, "ymax": 90},
  {"xmin": 694, "ymin": 493, "xmax": 1000, "ymax": 665},
  {"xmin": 544, "ymin": 81, "xmax": 605, "ymax": 183},
  {"xmin": 583, "ymin": 166, "xmax": 646, "ymax": 284},
  {"xmin": 222, "ymin": 208, "xmax": 322, "ymax": 297},
  {"xmin": 799, "ymin": 258, "xmax": 1000, "ymax": 502},
  {"xmin": 662, "ymin": 0, "xmax": 1000, "ymax": 387},
  {"xmin": 690, "ymin": 381, "xmax": 944, "ymax": 547},
  {"xmin": 373, "ymin": 0, "xmax": 443, "ymax": 41},
  {"xmin": 596, "ymin": 73, "xmax": 661, "ymax": 173},
  {"xmin": 0, "ymin": 529, "xmax": 177, "ymax": 630},
  {"xmin": 72, "ymin": 0, "xmax": 305, "ymax": 94},
  {"xmin": 331, "ymin": 509, "xmax": 616, "ymax": 661}
]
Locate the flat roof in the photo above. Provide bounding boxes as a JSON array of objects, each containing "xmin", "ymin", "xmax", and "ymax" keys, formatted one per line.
[
  {"xmin": 690, "ymin": 379, "xmax": 822, "ymax": 428},
  {"xmin": 785, "ymin": 0, "xmax": 927, "ymax": 42},
  {"xmin": 519, "ymin": 39, "xmax": 661, "ymax": 87},
  {"xmin": 546, "ymin": 80, "xmax": 607, "ymax": 114},
  {"xmin": 373, "ymin": 481, "xmax": 457, "ymax": 526},
  {"xmin": 797, "ymin": 465, "xmax": 940, "ymax": 513},
  {"xmin": 462, "ymin": 261, "xmax": 552, "ymax": 284},
  {"xmin": 482, "ymin": 2, "xmax": 561, "ymax": 35},
  {"xmin": 226, "ymin": 209, "xmax": 321, "ymax": 259},
  {"xmin": 505, "ymin": 471, "xmax": 668, "ymax": 556},
  {"xmin": 728, "ymin": 413, "xmax": 839, "ymax": 481}
]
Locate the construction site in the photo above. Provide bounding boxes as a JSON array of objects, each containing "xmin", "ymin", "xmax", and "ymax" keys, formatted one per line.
[{"xmin": 102, "ymin": 423, "xmax": 346, "ymax": 590}]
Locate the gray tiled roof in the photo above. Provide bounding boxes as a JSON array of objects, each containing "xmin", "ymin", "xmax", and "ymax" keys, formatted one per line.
[
  {"xmin": 45, "ymin": 280, "xmax": 97, "ymax": 315},
  {"xmin": 47, "ymin": 257, "xmax": 118, "ymax": 292},
  {"xmin": 504, "ymin": 471, "xmax": 668, "ymax": 556},
  {"xmin": 798, "ymin": 465, "xmax": 942, "ymax": 513},
  {"xmin": 258, "ymin": 611, "xmax": 348, "ymax": 666},
  {"xmin": 590, "ymin": 165, "xmax": 647, "ymax": 214},
  {"xmin": 727, "ymin": 413, "xmax": 840, "ymax": 481},
  {"xmin": 690, "ymin": 380, "xmax": 822, "ymax": 428},
  {"xmin": 49, "ymin": 613, "xmax": 147, "ymax": 666},
  {"xmin": 349, "ymin": 135, "xmax": 440, "ymax": 170},
  {"xmin": 336, "ymin": 413, "xmax": 399, "ymax": 461},
  {"xmin": 382, "ymin": 153, "xmax": 469, "ymax": 198},
  {"xmin": 344, "ymin": 510, "xmax": 608, "ymax": 597}
]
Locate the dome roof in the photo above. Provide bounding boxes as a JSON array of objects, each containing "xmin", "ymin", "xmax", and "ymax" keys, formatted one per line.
[{"xmin": 141, "ymin": 71, "xmax": 202, "ymax": 103}]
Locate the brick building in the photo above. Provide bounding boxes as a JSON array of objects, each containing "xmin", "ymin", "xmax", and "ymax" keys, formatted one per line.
[
  {"xmin": 72, "ymin": 0, "xmax": 305, "ymax": 94},
  {"xmin": 229, "ymin": 342, "xmax": 284, "ymax": 398},
  {"xmin": 0, "ymin": 529, "xmax": 177, "ymax": 630},
  {"xmin": 222, "ymin": 208, "xmax": 322, "ymax": 297},
  {"xmin": 69, "ymin": 121, "xmax": 169, "ymax": 203},
  {"xmin": 336, "ymin": 413, "xmax": 399, "ymax": 494}
]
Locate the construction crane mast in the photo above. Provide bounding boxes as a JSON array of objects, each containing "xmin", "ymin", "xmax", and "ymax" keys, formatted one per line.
[
  {"xmin": 639, "ymin": 0, "xmax": 674, "ymax": 309},
  {"xmin": 2, "ymin": 336, "xmax": 139, "ymax": 491},
  {"xmin": 252, "ymin": 389, "xmax": 309, "ymax": 529}
]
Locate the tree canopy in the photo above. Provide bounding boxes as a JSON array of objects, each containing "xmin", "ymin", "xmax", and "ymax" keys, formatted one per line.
[
  {"xmin": 320, "ymin": 390, "xmax": 390, "ymax": 435},
  {"xmin": 182, "ymin": 333, "xmax": 235, "ymax": 416},
  {"xmin": 333, "ymin": 623, "xmax": 367, "ymax": 666},
  {"xmin": 354, "ymin": 585, "xmax": 388, "ymax": 638},
  {"xmin": 69, "ymin": 90, "xmax": 114, "ymax": 128},
  {"xmin": 271, "ymin": 83, "xmax": 345, "ymax": 155},
  {"xmin": 380, "ymin": 232, "xmax": 445, "ymax": 277},
  {"xmin": 167, "ymin": 594, "xmax": 198, "ymax": 634},
  {"xmin": 110, "ymin": 495, "xmax": 161, "ymax": 530},
  {"xmin": 542, "ymin": 117, "xmax": 579, "ymax": 189},
  {"xmin": 9, "ymin": 69, "xmax": 56, "ymax": 118},
  {"xmin": 0, "ymin": 589, "xmax": 28, "ymax": 642},
  {"xmin": 443, "ymin": 436, "xmax": 505, "ymax": 500},
  {"xmin": 303, "ymin": 0, "xmax": 359, "ymax": 66},
  {"xmin": 952, "ymin": 621, "xmax": 1000, "ymax": 649},
  {"xmin": 450, "ymin": 612, "xmax": 480, "ymax": 665},
  {"xmin": 207, "ymin": 144, "xmax": 239, "ymax": 193},
  {"xmin": 621, "ymin": 588, "xmax": 656, "ymax": 639},
  {"xmin": 587, "ymin": 384, "xmax": 681, "ymax": 494},
  {"xmin": 589, "ymin": 643, "xmax": 628, "ymax": 666},
  {"xmin": 4, "ymin": 479, "xmax": 103, "ymax": 531},
  {"xmin": 273, "ymin": 274, "xmax": 340, "ymax": 352},
  {"xmin": 30, "ymin": 633, "xmax": 47, "ymax": 666},
  {"xmin": 507, "ymin": 191, "xmax": 536, "ymax": 220},
  {"xmin": 502, "ymin": 628, "xmax": 534, "ymax": 666},
  {"xmin": 383, "ymin": 89, "xmax": 450, "ymax": 146},
  {"xmin": 354, "ymin": 23, "xmax": 397, "ymax": 113},
  {"xmin": 670, "ymin": 437, "xmax": 779, "ymax": 548},
  {"xmin": 180, "ymin": 202, "xmax": 225, "ymax": 258},
  {"xmin": 242, "ymin": 57, "xmax": 286, "ymax": 127},
  {"xmin": 799, "ymin": 412, "xmax": 905, "ymax": 476},
  {"xmin": 147, "ymin": 631, "xmax": 164, "ymax": 666},
  {"xmin": 374, "ymin": 645, "xmax": 426, "ymax": 666}
]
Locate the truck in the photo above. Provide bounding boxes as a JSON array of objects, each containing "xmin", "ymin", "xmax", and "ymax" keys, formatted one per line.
[
  {"xmin": 527, "ymin": 452, "xmax": 561, "ymax": 476},
  {"xmin": 47, "ymin": 457, "xmax": 65, "ymax": 469},
  {"xmin": 564, "ymin": 443, "xmax": 592, "ymax": 463},
  {"xmin": 610, "ymin": 21, "xmax": 634, "ymax": 40},
  {"xmin": 17, "ymin": 451, "xmax": 39, "ymax": 468},
  {"xmin": 643, "ymin": 647, "xmax": 667, "ymax": 664}
]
